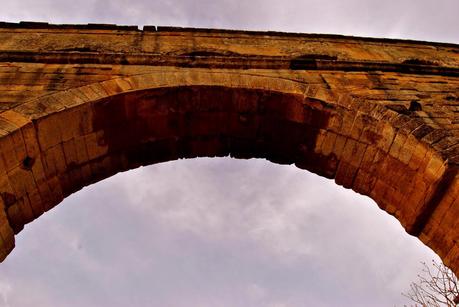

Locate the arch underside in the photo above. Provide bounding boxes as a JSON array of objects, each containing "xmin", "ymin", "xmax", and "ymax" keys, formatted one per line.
[{"xmin": 1, "ymin": 73, "xmax": 458, "ymax": 275}]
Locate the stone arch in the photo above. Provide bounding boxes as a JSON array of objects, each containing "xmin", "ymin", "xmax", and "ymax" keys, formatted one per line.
[{"xmin": 0, "ymin": 70, "xmax": 456, "ymax": 274}]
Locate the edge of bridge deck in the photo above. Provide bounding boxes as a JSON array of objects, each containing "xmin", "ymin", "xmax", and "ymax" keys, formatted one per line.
[{"xmin": 0, "ymin": 21, "xmax": 458, "ymax": 49}]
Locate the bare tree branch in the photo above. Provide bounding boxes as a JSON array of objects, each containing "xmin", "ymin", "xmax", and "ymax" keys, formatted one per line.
[{"xmin": 402, "ymin": 260, "xmax": 459, "ymax": 307}]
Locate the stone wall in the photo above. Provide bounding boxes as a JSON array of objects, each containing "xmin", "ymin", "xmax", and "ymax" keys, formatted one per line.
[{"xmin": 0, "ymin": 22, "xmax": 458, "ymax": 274}]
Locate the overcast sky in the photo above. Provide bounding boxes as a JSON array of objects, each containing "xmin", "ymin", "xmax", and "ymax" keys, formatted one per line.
[{"xmin": 0, "ymin": 1, "xmax": 458, "ymax": 306}]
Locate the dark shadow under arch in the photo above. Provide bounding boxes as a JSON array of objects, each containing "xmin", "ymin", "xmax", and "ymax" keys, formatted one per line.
[{"xmin": 0, "ymin": 84, "xmax": 454, "ymax": 274}]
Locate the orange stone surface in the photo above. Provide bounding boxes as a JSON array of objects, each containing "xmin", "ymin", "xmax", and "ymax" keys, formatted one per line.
[{"xmin": 0, "ymin": 22, "xmax": 458, "ymax": 274}]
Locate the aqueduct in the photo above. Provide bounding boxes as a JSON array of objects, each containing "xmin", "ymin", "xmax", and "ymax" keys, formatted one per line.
[{"xmin": 0, "ymin": 22, "xmax": 458, "ymax": 273}]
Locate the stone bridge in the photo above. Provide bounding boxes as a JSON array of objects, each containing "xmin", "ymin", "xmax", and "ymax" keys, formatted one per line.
[{"xmin": 0, "ymin": 22, "xmax": 458, "ymax": 274}]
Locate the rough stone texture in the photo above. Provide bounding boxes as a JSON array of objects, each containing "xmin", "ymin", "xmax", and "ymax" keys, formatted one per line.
[{"xmin": 0, "ymin": 22, "xmax": 458, "ymax": 274}]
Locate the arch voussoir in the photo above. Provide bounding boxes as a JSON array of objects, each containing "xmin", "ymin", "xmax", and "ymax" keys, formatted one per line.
[{"xmin": 0, "ymin": 70, "xmax": 454, "ymax": 266}]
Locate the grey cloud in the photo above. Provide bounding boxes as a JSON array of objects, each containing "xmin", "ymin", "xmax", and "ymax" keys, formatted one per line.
[
  {"xmin": 0, "ymin": 158, "xmax": 440, "ymax": 306},
  {"xmin": 1, "ymin": 0, "xmax": 458, "ymax": 43}
]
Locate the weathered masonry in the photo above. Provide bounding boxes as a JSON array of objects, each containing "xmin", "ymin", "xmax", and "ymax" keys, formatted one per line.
[{"xmin": 0, "ymin": 22, "xmax": 458, "ymax": 273}]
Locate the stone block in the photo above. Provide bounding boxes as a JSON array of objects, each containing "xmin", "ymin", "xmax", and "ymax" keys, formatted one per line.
[
  {"xmin": 53, "ymin": 91, "xmax": 85, "ymax": 109},
  {"xmin": 21, "ymin": 122, "xmax": 40, "ymax": 157},
  {"xmin": 398, "ymin": 134, "xmax": 417, "ymax": 164},
  {"xmin": 27, "ymin": 188, "xmax": 45, "ymax": 218},
  {"xmin": 7, "ymin": 167, "xmax": 36, "ymax": 199},
  {"xmin": 43, "ymin": 144, "xmax": 67, "ymax": 178},
  {"xmin": 62, "ymin": 139, "xmax": 78, "ymax": 166},
  {"xmin": 17, "ymin": 196, "xmax": 35, "ymax": 225},
  {"xmin": 10, "ymin": 130, "xmax": 28, "ymax": 164},
  {"xmin": 0, "ymin": 218, "xmax": 14, "ymax": 261},
  {"xmin": 0, "ymin": 110, "xmax": 30, "ymax": 128},
  {"xmin": 313, "ymin": 129, "xmax": 327, "ymax": 153},
  {"xmin": 425, "ymin": 154, "xmax": 446, "ymax": 179},
  {"xmin": 40, "ymin": 176, "xmax": 63, "ymax": 212},
  {"xmin": 377, "ymin": 123, "xmax": 396, "ymax": 152},
  {"xmin": 353, "ymin": 169, "xmax": 376, "ymax": 196},
  {"xmin": 0, "ymin": 220, "xmax": 14, "ymax": 248},
  {"xmin": 57, "ymin": 106, "xmax": 93, "ymax": 142},
  {"xmin": 6, "ymin": 203, "xmax": 24, "ymax": 233},
  {"xmin": 0, "ymin": 136, "xmax": 19, "ymax": 171},
  {"xmin": 332, "ymin": 135, "xmax": 347, "ymax": 159},
  {"xmin": 36, "ymin": 116, "xmax": 63, "ymax": 151},
  {"xmin": 335, "ymin": 161, "xmax": 358, "ymax": 189},
  {"xmin": 370, "ymin": 179, "xmax": 389, "ymax": 210},
  {"xmin": 74, "ymin": 136, "xmax": 90, "ymax": 164},
  {"xmin": 84, "ymin": 131, "xmax": 108, "ymax": 161},
  {"xmin": 359, "ymin": 146, "xmax": 378, "ymax": 171},
  {"xmin": 445, "ymin": 245, "xmax": 459, "ymax": 273},
  {"xmin": 388, "ymin": 133, "xmax": 407, "ymax": 159},
  {"xmin": 342, "ymin": 139, "xmax": 366, "ymax": 167},
  {"xmin": 0, "ymin": 148, "xmax": 6, "ymax": 176},
  {"xmin": 320, "ymin": 131, "xmax": 337, "ymax": 156},
  {"xmin": 408, "ymin": 142, "xmax": 428, "ymax": 171}
]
